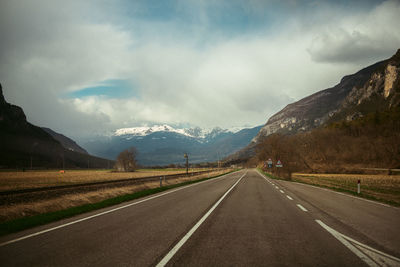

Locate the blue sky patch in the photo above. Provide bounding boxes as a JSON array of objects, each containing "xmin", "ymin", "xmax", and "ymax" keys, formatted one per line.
[{"xmin": 69, "ymin": 79, "xmax": 139, "ymax": 99}]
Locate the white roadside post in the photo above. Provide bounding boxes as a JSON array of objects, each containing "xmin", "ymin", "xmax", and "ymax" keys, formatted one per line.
[{"xmin": 357, "ymin": 179, "xmax": 360, "ymax": 194}]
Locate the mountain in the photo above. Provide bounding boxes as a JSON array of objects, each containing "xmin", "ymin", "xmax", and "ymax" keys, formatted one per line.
[
  {"xmin": 0, "ymin": 83, "xmax": 110, "ymax": 169},
  {"xmin": 42, "ymin": 127, "xmax": 88, "ymax": 154},
  {"xmin": 228, "ymin": 49, "xmax": 400, "ymax": 163},
  {"xmin": 82, "ymin": 125, "xmax": 262, "ymax": 166},
  {"xmin": 253, "ymin": 49, "xmax": 400, "ymax": 143}
]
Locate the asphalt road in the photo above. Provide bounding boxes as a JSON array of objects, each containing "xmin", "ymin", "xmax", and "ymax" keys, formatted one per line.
[{"xmin": 0, "ymin": 169, "xmax": 399, "ymax": 266}]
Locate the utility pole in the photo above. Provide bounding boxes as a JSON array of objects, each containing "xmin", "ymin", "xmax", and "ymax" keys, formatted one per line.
[
  {"xmin": 30, "ymin": 142, "xmax": 38, "ymax": 170},
  {"xmin": 62, "ymin": 153, "xmax": 65, "ymax": 170},
  {"xmin": 184, "ymin": 153, "xmax": 189, "ymax": 175}
]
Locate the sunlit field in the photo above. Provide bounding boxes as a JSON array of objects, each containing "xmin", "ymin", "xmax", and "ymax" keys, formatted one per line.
[
  {"xmin": 0, "ymin": 168, "xmax": 211, "ymax": 191},
  {"xmin": 0, "ymin": 169, "xmax": 231, "ymax": 222},
  {"xmin": 293, "ymin": 173, "xmax": 400, "ymax": 206}
]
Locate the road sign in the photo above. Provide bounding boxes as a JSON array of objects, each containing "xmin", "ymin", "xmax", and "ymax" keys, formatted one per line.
[
  {"xmin": 267, "ymin": 158, "xmax": 273, "ymax": 168},
  {"xmin": 276, "ymin": 160, "xmax": 283, "ymax": 168}
]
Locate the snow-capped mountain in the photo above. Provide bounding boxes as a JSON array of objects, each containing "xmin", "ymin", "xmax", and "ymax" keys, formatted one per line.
[
  {"xmin": 114, "ymin": 125, "xmax": 245, "ymax": 139},
  {"xmin": 115, "ymin": 125, "xmax": 194, "ymax": 138},
  {"xmin": 81, "ymin": 124, "xmax": 261, "ymax": 166}
]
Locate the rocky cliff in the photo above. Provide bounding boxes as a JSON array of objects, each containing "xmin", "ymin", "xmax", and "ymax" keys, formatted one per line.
[
  {"xmin": 0, "ymin": 83, "xmax": 56, "ymax": 141},
  {"xmin": 252, "ymin": 49, "xmax": 400, "ymax": 143},
  {"xmin": 42, "ymin": 127, "xmax": 88, "ymax": 155},
  {"xmin": 0, "ymin": 83, "xmax": 110, "ymax": 168}
]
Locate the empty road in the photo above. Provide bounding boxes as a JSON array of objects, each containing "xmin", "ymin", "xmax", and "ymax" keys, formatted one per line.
[{"xmin": 0, "ymin": 169, "xmax": 399, "ymax": 266}]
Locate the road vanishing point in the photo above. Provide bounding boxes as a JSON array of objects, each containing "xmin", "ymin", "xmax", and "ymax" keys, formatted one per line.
[{"xmin": 1, "ymin": 169, "xmax": 399, "ymax": 266}]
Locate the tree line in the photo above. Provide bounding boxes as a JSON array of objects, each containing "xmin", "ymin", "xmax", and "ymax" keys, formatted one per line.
[{"xmin": 256, "ymin": 107, "xmax": 400, "ymax": 178}]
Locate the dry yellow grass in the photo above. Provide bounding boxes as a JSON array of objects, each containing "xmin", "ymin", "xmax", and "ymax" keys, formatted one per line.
[
  {"xmin": 0, "ymin": 168, "xmax": 210, "ymax": 191},
  {"xmin": 293, "ymin": 173, "xmax": 400, "ymax": 206},
  {"xmin": 0, "ymin": 169, "xmax": 230, "ymax": 222}
]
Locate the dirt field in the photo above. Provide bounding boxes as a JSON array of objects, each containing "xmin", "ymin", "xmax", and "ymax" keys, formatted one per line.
[
  {"xmin": 0, "ymin": 168, "xmax": 210, "ymax": 191},
  {"xmin": 0, "ymin": 169, "xmax": 231, "ymax": 222},
  {"xmin": 292, "ymin": 173, "xmax": 400, "ymax": 206}
]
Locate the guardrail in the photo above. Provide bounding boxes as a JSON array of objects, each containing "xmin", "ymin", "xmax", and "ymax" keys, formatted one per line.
[{"xmin": 360, "ymin": 168, "xmax": 400, "ymax": 175}]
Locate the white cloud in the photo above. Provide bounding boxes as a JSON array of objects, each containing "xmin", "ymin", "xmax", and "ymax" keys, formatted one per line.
[
  {"xmin": 0, "ymin": 0, "xmax": 133, "ymax": 136},
  {"xmin": 1, "ymin": 0, "xmax": 399, "ymax": 139}
]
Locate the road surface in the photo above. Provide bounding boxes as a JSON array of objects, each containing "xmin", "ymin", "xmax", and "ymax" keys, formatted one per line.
[{"xmin": 0, "ymin": 169, "xmax": 399, "ymax": 266}]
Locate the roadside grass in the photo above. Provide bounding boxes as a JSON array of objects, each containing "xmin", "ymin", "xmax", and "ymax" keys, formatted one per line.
[
  {"xmin": 139, "ymin": 168, "xmax": 211, "ymax": 172},
  {"xmin": 292, "ymin": 173, "xmax": 400, "ymax": 206},
  {"xmin": 0, "ymin": 169, "xmax": 239, "ymax": 237},
  {"xmin": 0, "ymin": 168, "xmax": 211, "ymax": 191},
  {"xmin": 257, "ymin": 168, "xmax": 400, "ymax": 206},
  {"xmin": 257, "ymin": 168, "xmax": 284, "ymax": 181}
]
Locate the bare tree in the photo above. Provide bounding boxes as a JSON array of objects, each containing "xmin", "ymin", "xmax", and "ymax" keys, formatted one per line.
[{"xmin": 115, "ymin": 147, "xmax": 138, "ymax": 172}]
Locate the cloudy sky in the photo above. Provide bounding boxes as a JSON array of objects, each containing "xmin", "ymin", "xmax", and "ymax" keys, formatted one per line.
[{"xmin": 1, "ymin": 0, "xmax": 399, "ymax": 139}]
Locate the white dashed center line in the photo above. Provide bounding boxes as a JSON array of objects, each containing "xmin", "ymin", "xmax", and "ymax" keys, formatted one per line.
[{"xmin": 297, "ymin": 204, "xmax": 308, "ymax": 212}]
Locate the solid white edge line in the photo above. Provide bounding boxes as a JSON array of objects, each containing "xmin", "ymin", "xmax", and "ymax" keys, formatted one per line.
[
  {"xmin": 315, "ymin": 220, "xmax": 400, "ymax": 266},
  {"xmin": 257, "ymin": 170, "xmax": 285, "ymax": 193},
  {"xmin": 257, "ymin": 171, "xmax": 276, "ymax": 187},
  {"xmin": 156, "ymin": 172, "xmax": 246, "ymax": 267},
  {"xmin": 315, "ymin": 220, "xmax": 378, "ymax": 267},
  {"xmin": 0, "ymin": 170, "xmax": 243, "ymax": 247},
  {"xmin": 296, "ymin": 204, "xmax": 308, "ymax": 212},
  {"xmin": 326, "ymin": 224, "xmax": 400, "ymax": 262},
  {"xmin": 258, "ymin": 171, "xmax": 296, "ymax": 203}
]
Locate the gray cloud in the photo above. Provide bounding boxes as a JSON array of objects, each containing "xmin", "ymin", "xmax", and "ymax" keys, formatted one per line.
[
  {"xmin": 307, "ymin": 0, "xmax": 400, "ymax": 64},
  {"xmin": 1, "ymin": 0, "xmax": 399, "ymax": 139},
  {"xmin": 0, "ymin": 0, "xmax": 132, "ymax": 137}
]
